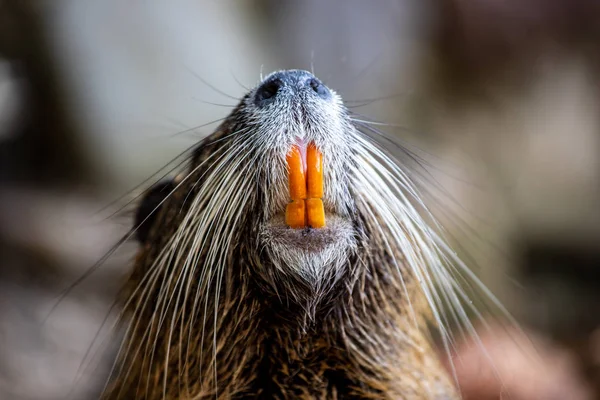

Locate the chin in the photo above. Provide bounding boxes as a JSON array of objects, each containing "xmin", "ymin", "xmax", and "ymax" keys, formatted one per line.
[{"xmin": 259, "ymin": 214, "xmax": 358, "ymax": 291}]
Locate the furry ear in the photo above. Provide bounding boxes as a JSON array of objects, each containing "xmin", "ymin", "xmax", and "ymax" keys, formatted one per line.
[{"xmin": 134, "ymin": 180, "xmax": 175, "ymax": 243}]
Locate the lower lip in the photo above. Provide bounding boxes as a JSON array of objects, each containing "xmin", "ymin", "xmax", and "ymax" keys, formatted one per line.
[{"xmin": 262, "ymin": 214, "xmax": 354, "ymax": 251}]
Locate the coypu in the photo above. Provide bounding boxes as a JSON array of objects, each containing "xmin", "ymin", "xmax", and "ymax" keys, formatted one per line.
[{"xmin": 104, "ymin": 69, "xmax": 466, "ymax": 399}]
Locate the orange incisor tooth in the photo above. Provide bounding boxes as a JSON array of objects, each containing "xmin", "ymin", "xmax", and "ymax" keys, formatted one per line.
[
  {"xmin": 306, "ymin": 198, "xmax": 325, "ymax": 228},
  {"xmin": 286, "ymin": 145, "xmax": 306, "ymax": 200},
  {"xmin": 285, "ymin": 143, "xmax": 325, "ymax": 229},
  {"xmin": 285, "ymin": 200, "xmax": 306, "ymax": 229},
  {"xmin": 306, "ymin": 143, "xmax": 323, "ymax": 198}
]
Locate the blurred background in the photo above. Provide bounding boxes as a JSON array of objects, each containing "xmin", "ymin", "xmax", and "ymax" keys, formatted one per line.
[{"xmin": 0, "ymin": 0, "xmax": 598, "ymax": 399}]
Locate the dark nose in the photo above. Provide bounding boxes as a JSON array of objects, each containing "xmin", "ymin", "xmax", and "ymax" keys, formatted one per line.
[{"xmin": 254, "ymin": 70, "xmax": 331, "ymax": 107}]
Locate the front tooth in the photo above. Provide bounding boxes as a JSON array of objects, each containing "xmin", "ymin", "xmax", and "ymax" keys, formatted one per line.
[
  {"xmin": 285, "ymin": 143, "xmax": 326, "ymax": 229},
  {"xmin": 306, "ymin": 198, "xmax": 326, "ymax": 228},
  {"xmin": 286, "ymin": 145, "xmax": 307, "ymax": 201},
  {"xmin": 306, "ymin": 143, "xmax": 323, "ymax": 199},
  {"xmin": 285, "ymin": 200, "xmax": 306, "ymax": 228}
]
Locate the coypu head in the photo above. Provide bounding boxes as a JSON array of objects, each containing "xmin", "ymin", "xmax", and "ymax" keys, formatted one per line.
[
  {"xmin": 122, "ymin": 69, "xmax": 466, "ymax": 398},
  {"xmin": 136, "ymin": 70, "xmax": 366, "ymax": 309},
  {"xmin": 133, "ymin": 69, "xmax": 460, "ymax": 323}
]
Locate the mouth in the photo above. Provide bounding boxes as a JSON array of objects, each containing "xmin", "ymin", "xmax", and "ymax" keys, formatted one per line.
[{"xmin": 261, "ymin": 139, "xmax": 355, "ymax": 253}]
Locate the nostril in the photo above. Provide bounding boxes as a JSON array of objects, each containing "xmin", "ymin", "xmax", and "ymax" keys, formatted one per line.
[
  {"xmin": 308, "ymin": 78, "xmax": 330, "ymax": 99},
  {"xmin": 255, "ymin": 78, "xmax": 282, "ymax": 106}
]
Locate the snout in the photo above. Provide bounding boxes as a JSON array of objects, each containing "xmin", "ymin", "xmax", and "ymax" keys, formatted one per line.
[{"xmin": 249, "ymin": 70, "xmax": 355, "ymax": 254}]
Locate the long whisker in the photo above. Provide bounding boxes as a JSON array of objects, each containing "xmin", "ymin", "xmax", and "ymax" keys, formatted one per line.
[
  {"xmin": 184, "ymin": 65, "xmax": 240, "ymax": 101},
  {"xmin": 353, "ymin": 128, "xmax": 520, "ymax": 389},
  {"xmin": 107, "ymin": 127, "xmax": 260, "ymax": 397}
]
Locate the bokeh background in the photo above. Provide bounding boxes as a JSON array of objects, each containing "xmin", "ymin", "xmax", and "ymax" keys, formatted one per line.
[{"xmin": 1, "ymin": 1, "xmax": 599, "ymax": 399}]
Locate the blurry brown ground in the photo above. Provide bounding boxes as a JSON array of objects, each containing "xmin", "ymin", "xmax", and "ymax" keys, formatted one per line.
[{"xmin": 1, "ymin": 1, "xmax": 599, "ymax": 399}]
